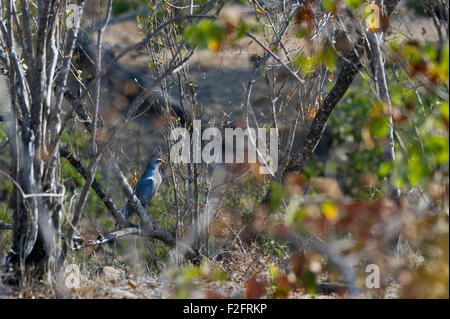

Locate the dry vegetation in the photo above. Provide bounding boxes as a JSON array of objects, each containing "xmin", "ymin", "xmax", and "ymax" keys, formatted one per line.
[{"xmin": 0, "ymin": 0, "xmax": 448, "ymax": 299}]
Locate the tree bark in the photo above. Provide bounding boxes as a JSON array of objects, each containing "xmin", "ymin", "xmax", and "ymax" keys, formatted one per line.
[{"xmin": 0, "ymin": 0, "xmax": 86, "ymax": 286}]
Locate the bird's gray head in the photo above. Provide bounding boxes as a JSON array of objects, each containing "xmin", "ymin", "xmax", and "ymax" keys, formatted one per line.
[{"xmin": 146, "ymin": 157, "xmax": 165, "ymax": 170}]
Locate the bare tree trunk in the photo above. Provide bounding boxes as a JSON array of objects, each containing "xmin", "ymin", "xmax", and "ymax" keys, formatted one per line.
[{"xmin": 0, "ymin": 0, "xmax": 86, "ymax": 287}]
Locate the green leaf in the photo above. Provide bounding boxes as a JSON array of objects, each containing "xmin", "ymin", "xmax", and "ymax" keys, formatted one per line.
[
  {"xmin": 440, "ymin": 102, "xmax": 449, "ymax": 119},
  {"xmin": 407, "ymin": 156, "xmax": 429, "ymax": 185},
  {"xmin": 183, "ymin": 20, "xmax": 225, "ymax": 49},
  {"xmin": 211, "ymin": 266, "xmax": 228, "ymax": 282},
  {"xmin": 286, "ymin": 206, "xmax": 307, "ymax": 228},
  {"xmin": 294, "ymin": 53, "xmax": 314, "ymax": 75},
  {"xmin": 319, "ymin": 45, "xmax": 337, "ymax": 71},
  {"xmin": 295, "ymin": 28, "xmax": 308, "ymax": 39},
  {"xmin": 378, "ymin": 161, "xmax": 392, "ymax": 176},
  {"xmin": 344, "ymin": 0, "xmax": 363, "ymax": 10},
  {"xmin": 269, "ymin": 181, "xmax": 288, "ymax": 212},
  {"xmin": 301, "ymin": 269, "xmax": 317, "ymax": 295},
  {"xmin": 425, "ymin": 135, "xmax": 449, "ymax": 164},
  {"xmin": 370, "ymin": 116, "xmax": 390, "ymax": 138},
  {"xmin": 323, "ymin": 0, "xmax": 339, "ymax": 11}
]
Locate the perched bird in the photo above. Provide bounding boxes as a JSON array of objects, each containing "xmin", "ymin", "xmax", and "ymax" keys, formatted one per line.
[{"xmin": 123, "ymin": 157, "xmax": 165, "ymax": 219}]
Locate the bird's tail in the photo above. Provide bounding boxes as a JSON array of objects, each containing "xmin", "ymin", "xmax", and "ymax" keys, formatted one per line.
[{"xmin": 123, "ymin": 201, "xmax": 133, "ymax": 219}]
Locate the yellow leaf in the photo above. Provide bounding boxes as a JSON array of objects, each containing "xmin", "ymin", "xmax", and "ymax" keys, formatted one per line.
[
  {"xmin": 362, "ymin": 122, "xmax": 375, "ymax": 149},
  {"xmin": 207, "ymin": 39, "xmax": 220, "ymax": 51},
  {"xmin": 321, "ymin": 201, "xmax": 339, "ymax": 221},
  {"xmin": 255, "ymin": 4, "xmax": 265, "ymax": 13}
]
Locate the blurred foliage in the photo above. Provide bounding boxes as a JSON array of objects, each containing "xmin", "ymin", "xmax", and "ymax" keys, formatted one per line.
[
  {"xmin": 112, "ymin": 0, "xmax": 148, "ymax": 15},
  {"xmin": 169, "ymin": 261, "xmax": 228, "ymax": 298},
  {"xmin": 0, "ymin": 0, "xmax": 448, "ymax": 299},
  {"xmin": 183, "ymin": 6, "xmax": 260, "ymax": 51}
]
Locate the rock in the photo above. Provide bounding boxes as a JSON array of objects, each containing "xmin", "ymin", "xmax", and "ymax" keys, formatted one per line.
[
  {"xmin": 101, "ymin": 266, "xmax": 125, "ymax": 281},
  {"xmin": 109, "ymin": 287, "xmax": 137, "ymax": 299}
]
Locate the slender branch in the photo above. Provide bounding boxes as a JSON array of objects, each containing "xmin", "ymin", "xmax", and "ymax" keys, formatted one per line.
[
  {"xmin": 0, "ymin": 220, "xmax": 13, "ymax": 230},
  {"xmin": 60, "ymin": 154, "xmax": 101, "ymax": 260},
  {"xmin": 59, "ymin": 146, "xmax": 129, "ymax": 228},
  {"xmin": 83, "ymin": 7, "xmax": 152, "ymax": 34},
  {"xmin": 42, "ymin": 0, "xmax": 86, "ymax": 184},
  {"xmin": 91, "ymin": 0, "xmax": 113, "ymax": 156},
  {"xmin": 366, "ymin": 1, "xmax": 401, "ymax": 198},
  {"xmin": 0, "ymin": 168, "xmax": 64, "ymax": 199},
  {"xmin": 61, "ymin": 227, "xmax": 141, "ymax": 250},
  {"xmin": 246, "ymin": 32, "xmax": 304, "ymax": 84}
]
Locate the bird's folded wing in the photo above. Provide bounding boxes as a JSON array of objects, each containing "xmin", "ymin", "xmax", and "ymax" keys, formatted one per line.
[{"xmin": 135, "ymin": 177, "xmax": 157, "ymax": 204}]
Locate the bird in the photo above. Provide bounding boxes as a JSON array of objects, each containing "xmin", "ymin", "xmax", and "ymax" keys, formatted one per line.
[{"xmin": 123, "ymin": 157, "xmax": 165, "ymax": 219}]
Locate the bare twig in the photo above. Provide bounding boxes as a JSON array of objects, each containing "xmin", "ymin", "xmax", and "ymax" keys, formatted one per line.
[
  {"xmin": 63, "ymin": 227, "xmax": 141, "ymax": 251},
  {"xmin": 366, "ymin": 1, "xmax": 401, "ymax": 198},
  {"xmin": 0, "ymin": 220, "xmax": 13, "ymax": 230}
]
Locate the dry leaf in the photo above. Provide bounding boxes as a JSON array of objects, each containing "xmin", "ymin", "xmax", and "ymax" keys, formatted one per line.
[{"xmin": 245, "ymin": 275, "xmax": 266, "ymax": 299}]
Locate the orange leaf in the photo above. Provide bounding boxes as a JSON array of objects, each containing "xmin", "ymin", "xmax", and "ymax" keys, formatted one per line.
[
  {"xmin": 295, "ymin": 8, "xmax": 314, "ymax": 35},
  {"xmin": 204, "ymin": 290, "xmax": 226, "ymax": 299},
  {"xmin": 127, "ymin": 280, "xmax": 138, "ymax": 290},
  {"xmin": 255, "ymin": 4, "xmax": 265, "ymax": 14},
  {"xmin": 273, "ymin": 274, "xmax": 291, "ymax": 298},
  {"xmin": 245, "ymin": 275, "xmax": 266, "ymax": 299}
]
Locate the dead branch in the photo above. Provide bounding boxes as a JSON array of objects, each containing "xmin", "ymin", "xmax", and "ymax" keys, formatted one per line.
[
  {"xmin": 0, "ymin": 220, "xmax": 13, "ymax": 230},
  {"xmin": 61, "ymin": 227, "xmax": 141, "ymax": 251}
]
